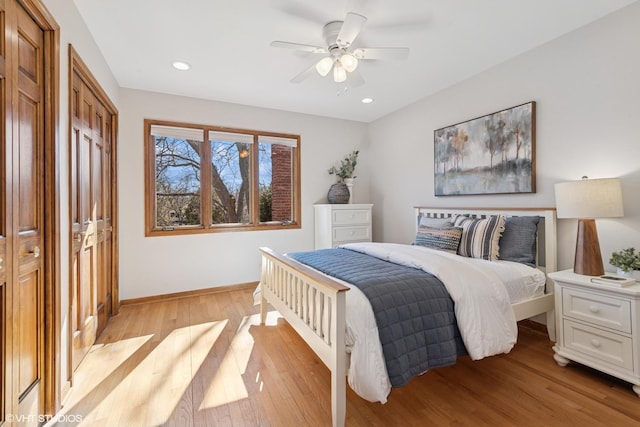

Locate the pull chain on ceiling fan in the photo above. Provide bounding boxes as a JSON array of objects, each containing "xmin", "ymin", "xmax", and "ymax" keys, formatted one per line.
[{"xmin": 271, "ymin": 12, "xmax": 409, "ymax": 91}]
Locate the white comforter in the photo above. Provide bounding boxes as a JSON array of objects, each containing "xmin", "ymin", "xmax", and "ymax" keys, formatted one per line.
[
  {"xmin": 341, "ymin": 242, "xmax": 518, "ymax": 403},
  {"xmin": 254, "ymin": 243, "xmax": 528, "ymax": 403}
]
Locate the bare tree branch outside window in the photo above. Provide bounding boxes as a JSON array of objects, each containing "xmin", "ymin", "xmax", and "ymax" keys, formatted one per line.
[{"xmin": 148, "ymin": 122, "xmax": 299, "ymax": 234}]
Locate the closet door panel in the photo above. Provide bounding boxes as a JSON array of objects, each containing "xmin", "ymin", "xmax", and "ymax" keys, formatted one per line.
[
  {"xmin": 70, "ymin": 76, "xmax": 97, "ymax": 370},
  {"xmin": 14, "ymin": 3, "xmax": 45, "ymax": 422}
]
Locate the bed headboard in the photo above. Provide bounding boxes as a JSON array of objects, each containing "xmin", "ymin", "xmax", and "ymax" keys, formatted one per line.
[{"xmin": 414, "ymin": 207, "xmax": 557, "ymax": 277}]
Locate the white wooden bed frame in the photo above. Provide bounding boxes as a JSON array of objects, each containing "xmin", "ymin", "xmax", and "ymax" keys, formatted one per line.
[{"xmin": 259, "ymin": 207, "xmax": 557, "ymax": 427}]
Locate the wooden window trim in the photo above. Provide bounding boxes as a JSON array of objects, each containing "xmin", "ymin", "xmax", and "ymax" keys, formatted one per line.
[{"xmin": 144, "ymin": 119, "xmax": 301, "ymax": 236}]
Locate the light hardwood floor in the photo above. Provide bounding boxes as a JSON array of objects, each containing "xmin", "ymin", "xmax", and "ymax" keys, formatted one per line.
[{"xmin": 51, "ymin": 287, "xmax": 640, "ymax": 426}]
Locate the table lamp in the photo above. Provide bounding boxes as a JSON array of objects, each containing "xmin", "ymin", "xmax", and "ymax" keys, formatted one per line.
[{"xmin": 554, "ymin": 177, "xmax": 624, "ymax": 276}]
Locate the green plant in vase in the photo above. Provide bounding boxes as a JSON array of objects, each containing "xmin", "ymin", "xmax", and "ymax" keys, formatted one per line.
[
  {"xmin": 609, "ymin": 247, "xmax": 640, "ymax": 275},
  {"xmin": 328, "ymin": 150, "xmax": 359, "ymax": 182}
]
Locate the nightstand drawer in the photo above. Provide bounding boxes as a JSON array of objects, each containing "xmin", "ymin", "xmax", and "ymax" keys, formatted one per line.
[
  {"xmin": 333, "ymin": 226, "xmax": 370, "ymax": 242},
  {"xmin": 562, "ymin": 288, "xmax": 631, "ymax": 333},
  {"xmin": 332, "ymin": 209, "xmax": 371, "ymax": 225},
  {"xmin": 563, "ymin": 319, "xmax": 633, "ymax": 370}
]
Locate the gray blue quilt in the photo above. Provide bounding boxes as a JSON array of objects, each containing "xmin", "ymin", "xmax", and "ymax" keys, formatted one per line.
[{"xmin": 288, "ymin": 248, "xmax": 466, "ymax": 387}]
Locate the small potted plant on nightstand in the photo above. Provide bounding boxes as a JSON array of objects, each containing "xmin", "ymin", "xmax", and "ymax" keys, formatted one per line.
[{"xmin": 609, "ymin": 247, "xmax": 640, "ymax": 279}]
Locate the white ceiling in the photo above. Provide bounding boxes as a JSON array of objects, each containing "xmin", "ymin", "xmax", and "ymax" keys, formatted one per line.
[{"xmin": 73, "ymin": 0, "xmax": 637, "ymax": 123}]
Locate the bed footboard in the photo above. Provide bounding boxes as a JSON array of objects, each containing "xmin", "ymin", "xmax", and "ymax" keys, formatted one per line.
[{"xmin": 259, "ymin": 247, "xmax": 350, "ymax": 427}]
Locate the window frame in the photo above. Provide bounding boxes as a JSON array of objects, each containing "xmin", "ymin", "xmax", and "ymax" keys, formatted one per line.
[{"xmin": 144, "ymin": 119, "xmax": 301, "ymax": 236}]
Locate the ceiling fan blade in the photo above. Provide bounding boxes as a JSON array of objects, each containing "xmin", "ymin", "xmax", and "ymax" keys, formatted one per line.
[
  {"xmin": 290, "ymin": 62, "xmax": 318, "ymax": 83},
  {"xmin": 270, "ymin": 41, "xmax": 327, "ymax": 54},
  {"xmin": 347, "ymin": 69, "xmax": 365, "ymax": 88},
  {"xmin": 270, "ymin": 0, "xmax": 331, "ymax": 25},
  {"xmin": 352, "ymin": 47, "xmax": 409, "ymax": 60},
  {"xmin": 337, "ymin": 12, "xmax": 367, "ymax": 48}
]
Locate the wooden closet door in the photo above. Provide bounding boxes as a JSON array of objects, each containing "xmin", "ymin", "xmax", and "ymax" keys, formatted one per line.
[
  {"xmin": 0, "ymin": 0, "xmax": 57, "ymax": 422},
  {"xmin": 92, "ymin": 96, "xmax": 109, "ymax": 335},
  {"xmin": 69, "ymin": 49, "xmax": 118, "ymax": 371},
  {"xmin": 70, "ymin": 75, "xmax": 98, "ymax": 371},
  {"xmin": 12, "ymin": 1, "xmax": 45, "ymax": 422}
]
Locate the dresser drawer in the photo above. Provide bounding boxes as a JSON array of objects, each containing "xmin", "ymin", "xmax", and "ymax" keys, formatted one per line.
[
  {"xmin": 332, "ymin": 209, "xmax": 371, "ymax": 225},
  {"xmin": 563, "ymin": 319, "xmax": 633, "ymax": 370},
  {"xmin": 562, "ymin": 287, "xmax": 631, "ymax": 333},
  {"xmin": 333, "ymin": 226, "xmax": 370, "ymax": 243}
]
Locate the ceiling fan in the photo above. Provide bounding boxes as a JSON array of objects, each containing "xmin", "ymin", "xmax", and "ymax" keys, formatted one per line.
[{"xmin": 271, "ymin": 12, "xmax": 409, "ymax": 90}]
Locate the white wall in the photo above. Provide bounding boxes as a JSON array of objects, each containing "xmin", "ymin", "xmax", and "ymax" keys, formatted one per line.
[
  {"xmin": 367, "ymin": 2, "xmax": 640, "ymax": 273},
  {"xmin": 118, "ymin": 89, "xmax": 368, "ymax": 299},
  {"xmin": 43, "ymin": 0, "xmax": 120, "ymax": 394}
]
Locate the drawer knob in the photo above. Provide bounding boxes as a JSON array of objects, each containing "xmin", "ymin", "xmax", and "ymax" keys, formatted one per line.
[
  {"xmin": 588, "ymin": 305, "xmax": 600, "ymax": 314},
  {"xmin": 350, "ymin": 231, "xmax": 354, "ymax": 236},
  {"xmin": 590, "ymin": 339, "xmax": 602, "ymax": 348}
]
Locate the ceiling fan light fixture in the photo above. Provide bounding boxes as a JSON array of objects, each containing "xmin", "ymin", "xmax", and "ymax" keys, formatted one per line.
[
  {"xmin": 340, "ymin": 53, "xmax": 358, "ymax": 72},
  {"xmin": 333, "ymin": 63, "xmax": 347, "ymax": 83},
  {"xmin": 315, "ymin": 57, "xmax": 334, "ymax": 77}
]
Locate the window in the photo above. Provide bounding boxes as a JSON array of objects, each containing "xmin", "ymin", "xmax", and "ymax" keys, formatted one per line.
[{"xmin": 145, "ymin": 120, "xmax": 300, "ymax": 235}]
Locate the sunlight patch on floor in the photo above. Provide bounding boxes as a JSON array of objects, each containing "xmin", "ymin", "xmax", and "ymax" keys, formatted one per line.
[
  {"xmin": 62, "ymin": 334, "xmax": 153, "ymax": 421},
  {"xmin": 62, "ymin": 321, "xmax": 227, "ymax": 426},
  {"xmin": 140, "ymin": 320, "xmax": 228, "ymax": 425},
  {"xmin": 199, "ymin": 311, "xmax": 281, "ymax": 409}
]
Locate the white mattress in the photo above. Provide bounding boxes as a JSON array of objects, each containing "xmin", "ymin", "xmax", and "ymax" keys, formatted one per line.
[{"xmin": 452, "ymin": 255, "xmax": 547, "ymax": 304}]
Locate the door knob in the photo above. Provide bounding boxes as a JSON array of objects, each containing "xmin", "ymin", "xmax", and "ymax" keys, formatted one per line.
[
  {"xmin": 28, "ymin": 246, "xmax": 41, "ymax": 258},
  {"xmin": 0, "ymin": 257, "xmax": 3, "ymax": 269}
]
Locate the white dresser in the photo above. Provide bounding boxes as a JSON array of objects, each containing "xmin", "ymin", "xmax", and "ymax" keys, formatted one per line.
[
  {"xmin": 314, "ymin": 204, "xmax": 373, "ymax": 249},
  {"xmin": 549, "ymin": 269, "xmax": 640, "ymax": 397}
]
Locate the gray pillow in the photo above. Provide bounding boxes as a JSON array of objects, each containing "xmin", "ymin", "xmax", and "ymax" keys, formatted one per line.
[
  {"xmin": 419, "ymin": 217, "xmax": 453, "ymax": 228},
  {"xmin": 499, "ymin": 216, "xmax": 539, "ymax": 266}
]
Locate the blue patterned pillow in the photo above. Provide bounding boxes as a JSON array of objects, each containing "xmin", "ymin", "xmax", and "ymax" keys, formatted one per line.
[
  {"xmin": 414, "ymin": 226, "xmax": 463, "ymax": 253},
  {"xmin": 455, "ymin": 215, "xmax": 506, "ymax": 261},
  {"xmin": 499, "ymin": 216, "xmax": 539, "ymax": 266}
]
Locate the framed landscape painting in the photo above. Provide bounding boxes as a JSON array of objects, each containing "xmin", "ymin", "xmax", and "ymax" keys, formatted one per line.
[{"xmin": 434, "ymin": 101, "xmax": 536, "ymax": 196}]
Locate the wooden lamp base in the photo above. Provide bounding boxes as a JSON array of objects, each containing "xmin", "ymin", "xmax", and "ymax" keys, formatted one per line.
[{"xmin": 574, "ymin": 218, "xmax": 604, "ymax": 276}]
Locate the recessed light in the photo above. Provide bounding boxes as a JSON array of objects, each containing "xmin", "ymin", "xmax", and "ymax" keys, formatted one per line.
[
  {"xmin": 172, "ymin": 61, "xmax": 190, "ymax": 71},
  {"xmin": 361, "ymin": 97, "xmax": 374, "ymax": 104}
]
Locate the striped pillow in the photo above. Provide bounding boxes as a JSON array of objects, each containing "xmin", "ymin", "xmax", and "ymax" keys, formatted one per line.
[
  {"xmin": 414, "ymin": 226, "xmax": 463, "ymax": 253},
  {"xmin": 455, "ymin": 215, "xmax": 506, "ymax": 261}
]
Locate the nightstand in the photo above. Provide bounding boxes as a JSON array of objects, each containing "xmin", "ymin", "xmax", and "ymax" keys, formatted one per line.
[
  {"xmin": 314, "ymin": 204, "xmax": 372, "ymax": 249},
  {"xmin": 549, "ymin": 269, "xmax": 640, "ymax": 397}
]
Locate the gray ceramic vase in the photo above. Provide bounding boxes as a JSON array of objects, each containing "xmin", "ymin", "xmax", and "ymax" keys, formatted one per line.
[{"xmin": 327, "ymin": 182, "xmax": 350, "ymax": 204}]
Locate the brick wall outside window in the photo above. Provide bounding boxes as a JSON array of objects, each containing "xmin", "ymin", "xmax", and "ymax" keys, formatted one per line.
[{"xmin": 271, "ymin": 144, "xmax": 292, "ymax": 221}]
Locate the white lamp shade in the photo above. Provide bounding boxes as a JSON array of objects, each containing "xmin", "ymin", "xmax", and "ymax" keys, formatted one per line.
[
  {"xmin": 315, "ymin": 57, "xmax": 334, "ymax": 77},
  {"xmin": 340, "ymin": 53, "xmax": 358, "ymax": 72},
  {"xmin": 333, "ymin": 63, "xmax": 347, "ymax": 82},
  {"xmin": 554, "ymin": 177, "xmax": 624, "ymax": 219}
]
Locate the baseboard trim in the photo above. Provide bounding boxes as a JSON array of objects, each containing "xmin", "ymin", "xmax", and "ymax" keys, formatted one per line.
[
  {"xmin": 518, "ymin": 318, "xmax": 547, "ymax": 334},
  {"xmin": 120, "ymin": 281, "xmax": 259, "ymax": 306}
]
